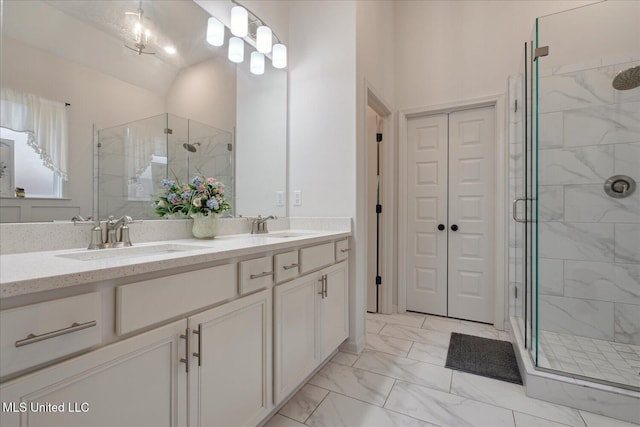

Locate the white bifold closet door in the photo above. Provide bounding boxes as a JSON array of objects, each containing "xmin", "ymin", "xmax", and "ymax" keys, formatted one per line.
[{"xmin": 406, "ymin": 106, "xmax": 495, "ymax": 324}]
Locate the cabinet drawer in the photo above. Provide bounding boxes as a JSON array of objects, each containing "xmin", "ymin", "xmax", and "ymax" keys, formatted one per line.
[
  {"xmin": 299, "ymin": 243, "xmax": 334, "ymax": 274},
  {"xmin": 274, "ymin": 251, "xmax": 299, "ymax": 284},
  {"xmin": 239, "ymin": 256, "xmax": 274, "ymax": 295},
  {"xmin": 335, "ymin": 239, "xmax": 350, "ymax": 261},
  {"xmin": 117, "ymin": 263, "xmax": 236, "ymax": 335},
  {"xmin": 1, "ymin": 293, "xmax": 102, "ymax": 377}
]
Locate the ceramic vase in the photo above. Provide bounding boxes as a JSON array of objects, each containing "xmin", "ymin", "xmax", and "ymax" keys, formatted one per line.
[{"xmin": 191, "ymin": 213, "xmax": 219, "ymax": 239}]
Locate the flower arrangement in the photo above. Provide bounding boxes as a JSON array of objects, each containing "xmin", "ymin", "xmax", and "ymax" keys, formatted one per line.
[{"xmin": 153, "ymin": 176, "xmax": 231, "ymax": 218}]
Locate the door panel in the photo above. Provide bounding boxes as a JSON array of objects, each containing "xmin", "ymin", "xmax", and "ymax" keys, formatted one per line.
[
  {"xmin": 448, "ymin": 107, "xmax": 495, "ymax": 323},
  {"xmin": 405, "ymin": 114, "xmax": 448, "ymax": 315},
  {"xmin": 404, "ymin": 107, "xmax": 495, "ymax": 323}
]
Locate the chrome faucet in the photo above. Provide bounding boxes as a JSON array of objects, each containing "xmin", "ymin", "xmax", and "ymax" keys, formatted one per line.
[
  {"xmin": 105, "ymin": 215, "xmax": 133, "ymax": 248},
  {"xmin": 251, "ymin": 215, "xmax": 276, "ymax": 234}
]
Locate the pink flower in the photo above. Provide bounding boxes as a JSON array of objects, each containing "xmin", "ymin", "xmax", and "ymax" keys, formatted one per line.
[
  {"xmin": 207, "ymin": 177, "xmax": 216, "ymax": 184},
  {"xmin": 197, "ymin": 185, "xmax": 206, "ymax": 192},
  {"xmin": 182, "ymin": 185, "xmax": 190, "ymax": 192},
  {"xmin": 217, "ymin": 189, "xmax": 224, "ymax": 194}
]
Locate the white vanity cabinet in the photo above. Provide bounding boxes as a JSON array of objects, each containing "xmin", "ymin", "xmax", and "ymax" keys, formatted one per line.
[
  {"xmin": 0, "ymin": 319, "xmax": 188, "ymax": 427},
  {"xmin": 0, "ymin": 231, "xmax": 351, "ymax": 427},
  {"xmin": 273, "ymin": 272, "xmax": 319, "ymax": 403},
  {"xmin": 187, "ymin": 288, "xmax": 272, "ymax": 427},
  {"xmin": 273, "ymin": 260, "xmax": 349, "ymax": 405},
  {"xmin": 319, "ymin": 261, "xmax": 349, "ymax": 361}
]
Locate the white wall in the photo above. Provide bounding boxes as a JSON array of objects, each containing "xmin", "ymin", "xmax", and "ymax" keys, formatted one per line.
[
  {"xmin": 166, "ymin": 55, "xmax": 237, "ymax": 133},
  {"xmin": 288, "ymin": 1, "xmax": 357, "ymax": 218},
  {"xmin": 394, "ymin": 0, "xmax": 597, "ymax": 110}
]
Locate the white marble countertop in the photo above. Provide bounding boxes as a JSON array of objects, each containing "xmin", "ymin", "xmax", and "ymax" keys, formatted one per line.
[{"xmin": 0, "ymin": 230, "xmax": 350, "ymax": 299}]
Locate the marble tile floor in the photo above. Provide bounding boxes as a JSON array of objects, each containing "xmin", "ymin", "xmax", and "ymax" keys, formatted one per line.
[
  {"xmin": 264, "ymin": 312, "xmax": 639, "ymax": 427},
  {"xmin": 537, "ymin": 330, "xmax": 640, "ymax": 389}
]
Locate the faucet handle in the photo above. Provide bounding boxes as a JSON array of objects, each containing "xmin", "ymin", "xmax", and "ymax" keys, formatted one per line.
[{"xmin": 87, "ymin": 224, "xmax": 104, "ymax": 250}]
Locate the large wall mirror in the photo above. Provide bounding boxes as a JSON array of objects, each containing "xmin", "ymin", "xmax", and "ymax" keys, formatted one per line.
[{"xmin": 0, "ymin": 0, "xmax": 287, "ymax": 222}]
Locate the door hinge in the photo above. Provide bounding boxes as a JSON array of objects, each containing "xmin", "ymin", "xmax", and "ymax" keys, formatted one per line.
[
  {"xmin": 376, "ymin": 133, "xmax": 382, "ymax": 142},
  {"xmin": 515, "ymin": 286, "xmax": 518, "ymax": 299},
  {"xmin": 376, "ymin": 204, "xmax": 382, "ymax": 214},
  {"xmin": 227, "ymin": 143, "xmax": 233, "ymax": 151},
  {"xmin": 514, "ymin": 99, "xmax": 518, "ymax": 113},
  {"xmin": 164, "ymin": 128, "xmax": 173, "ymax": 135},
  {"xmin": 534, "ymin": 46, "xmax": 549, "ymax": 61},
  {"xmin": 375, "ymin": 276, "xmax": 382, "ymax": 285}
]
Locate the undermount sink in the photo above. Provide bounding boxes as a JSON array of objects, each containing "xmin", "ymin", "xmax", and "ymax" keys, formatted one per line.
[
  {"xmin": 57, "ymin": 243, "xmax": 209, "ymax": 262},
  {"xmin": 262, "ymin": 232, "xmax": 315, "ymax": 239}
]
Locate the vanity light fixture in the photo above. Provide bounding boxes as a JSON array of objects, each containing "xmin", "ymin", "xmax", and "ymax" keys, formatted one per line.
[
  {"xmin": 256, "ymin": 26, "xmax": 272, "ymax": 54},
  {"xmin": 250, "ymin": 51, "xmax": 265, "ymax": 75},
  {"xmin": 164, "ymin": 46, "xmax": 177, "ymax": 55},
  {"xmin": 207, "ymin": 2, "xmax": 287, "ymax": 71},
  {"xmin": 124, "ymin": 0, "xmax": 155, "ymax": 55},
  {"xmin": 206, "ymin": 17, "xmax": 225, "ymax": 47},
  {"xmin": 230, "ymin": 6, "xmax": 248, "ymax": 37},
  {"xmin": 228, "ymin": 37, "xmax": 244, "ymax": 63},
  {"xmin": 272, "ymin": 44, "xmax": 287, "ymax": 69}
]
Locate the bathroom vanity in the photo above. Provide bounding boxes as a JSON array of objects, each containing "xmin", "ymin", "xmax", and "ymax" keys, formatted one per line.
[{"xmin": 0, "ymin": 229, "xmax": 350, "ymax": 427}]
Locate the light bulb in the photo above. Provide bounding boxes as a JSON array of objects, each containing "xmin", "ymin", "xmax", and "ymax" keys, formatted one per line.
[
  {"xmin": 206, "ymin": 17, "xmax": 225, "ymax": 47},
  {"xmin": 230, "ymin": 6, "xmax": 248, "ymax": 37},
  {"xmin": 256, "ymin": 26, "xmax": 272, "ymax": 54},
  {"xmin": 133, "ymin": 21, "xmax": 142, "ymax": 42},
  {"xmin": 250, "ymin": 51, "xmax": 265, "ymax": 75},
  {"xmin": 272, "ymin": 43, "xmax": 287, "ymax": 69},
  {"xmin": 228, "ymin": 37, "xmax": 244, "ymax": 63}
]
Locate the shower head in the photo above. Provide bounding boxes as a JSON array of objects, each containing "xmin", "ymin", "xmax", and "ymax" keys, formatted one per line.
[
  {"xmin": 612, "ymin": 65, "xmax": 640, "ymax": 91},
  {"xmin": 182, "ymin": 142, "xmax": 201, "ymax": 152}
]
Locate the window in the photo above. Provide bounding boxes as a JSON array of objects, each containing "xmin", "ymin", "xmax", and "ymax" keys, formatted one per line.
[{"xmin": 0, "ymin": 127, "xmax": 62, "ymax": 198}]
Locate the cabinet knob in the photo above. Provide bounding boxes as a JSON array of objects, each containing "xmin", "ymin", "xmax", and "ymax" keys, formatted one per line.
[
  {"xmin": 437, "ymin": 224, "xmax": 445, "ymax": 231},
  {"xmin": 451, "ymin": 224, "xmax": 459, "ymax": 231}
]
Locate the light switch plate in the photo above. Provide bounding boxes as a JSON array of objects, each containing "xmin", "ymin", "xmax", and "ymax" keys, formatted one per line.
[
  {"xmin": 293, "ymin": 190, "xmax": 302, "ymax": 207},
  {"xmin": 276, "ymin": 191, "xmax": 285, "ymax": 207}
]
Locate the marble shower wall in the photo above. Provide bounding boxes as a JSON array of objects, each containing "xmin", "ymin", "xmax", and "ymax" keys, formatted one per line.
[{"xmin": 537, "ymin": 55, "xmax": 640, "ymax": 345}]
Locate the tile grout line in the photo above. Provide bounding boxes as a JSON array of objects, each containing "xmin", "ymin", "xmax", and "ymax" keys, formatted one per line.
[{"xmin": 301, "ymin": 387, "xmax": 331, "ymax": 425}]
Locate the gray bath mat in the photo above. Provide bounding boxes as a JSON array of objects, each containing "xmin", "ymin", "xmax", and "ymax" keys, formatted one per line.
[{"xmin": 445, "ymin": 332, "xmax": 523, "ymax": 385}]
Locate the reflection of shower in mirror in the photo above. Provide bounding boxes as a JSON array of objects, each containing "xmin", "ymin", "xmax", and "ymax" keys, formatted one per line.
[
  {"xmin": 612, "ymin": 65, "xmax": 640, "ymax": 91},
  {"xmin": 182, "ymin": 142, "xmax": 201, "ymax": 153}
]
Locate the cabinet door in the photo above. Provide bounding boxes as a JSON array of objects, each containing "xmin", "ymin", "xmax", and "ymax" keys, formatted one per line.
[
  {"xmin": 273, "ymin": 274, "xmax": 319, "ymax": 405},
  {"xmin": 0, "ymin": 319, "xmax": 188, "ymax": 427},
  {"xmin": 320, "ymin": 261, "xmax": 349, "ymax": 361},
  {"xmin": 188, "ymin": 289, "xmax": 272, "ymax": 427}
]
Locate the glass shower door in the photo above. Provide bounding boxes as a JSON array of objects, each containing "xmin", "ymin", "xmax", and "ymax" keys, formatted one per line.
[{"xmin": 534, "ymin": 1, "xmax": 640, "ymax": 390}]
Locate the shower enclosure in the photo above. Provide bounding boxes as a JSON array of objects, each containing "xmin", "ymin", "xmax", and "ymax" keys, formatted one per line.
[
  {"xmin": 97, "ymin": 113, "xmax": 233, "ymax": 220},
  {"xmin": 509, "ymin": 0, "xmax": 640, "ymax": 394}
]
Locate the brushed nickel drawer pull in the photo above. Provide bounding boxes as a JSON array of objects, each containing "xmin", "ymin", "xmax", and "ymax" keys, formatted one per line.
[
  {"xmin": 180, "ymin": 328, "xmax": 190, "ymax": 373},
  {"xmin": 193, "ymin": 325, "xmax": 202, "ymax": 367},
  {"xmin": 340, "ymin": 248, "xmax": 351, "ymax": 253},
  {"xmin": 323, "ymin": 274, "xmax": 328, "ymax": 298},
  {"xmin": 250, "ymin": 271, "xmax": 274, "ymax": 279},
  {"xmin": 282, "ymin": 263, "xmax": 299, "ymax": 270},
  {"xmin": 15, "ymin": 320, "xmax": 97, "ymax": 348},
  {"xmin": 317, "ymin": 276, "xmax": 325, "ymax": 298}
]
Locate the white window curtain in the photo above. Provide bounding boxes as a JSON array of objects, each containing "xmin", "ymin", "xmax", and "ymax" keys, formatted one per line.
[{"xmin": 0, "ymin": 87, "xmax": 69, "ymax": 181}]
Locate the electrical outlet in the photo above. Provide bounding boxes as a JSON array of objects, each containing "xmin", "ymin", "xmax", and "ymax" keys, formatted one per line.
[
  {"xmin": 276, "ymin": 191, "xmax": 285, "ymax": 207},
  {"xmin": 293, "ymin": 190, "xmax": 302, "ymax": 207}
]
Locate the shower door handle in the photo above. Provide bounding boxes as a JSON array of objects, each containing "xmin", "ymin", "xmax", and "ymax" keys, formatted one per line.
[{"xmin": 513, "ymin": 198, "xmax": 528, "ymax": 223}]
